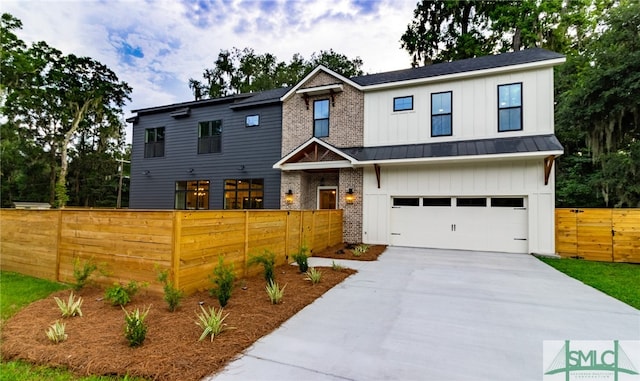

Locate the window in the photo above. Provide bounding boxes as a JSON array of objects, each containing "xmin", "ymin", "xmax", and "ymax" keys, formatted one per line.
[
  {"xmin": 224, "ymin": 179, "xmax": 264, "ymax": 209},
  {"xmin": 246, "ymin": 115, "xmax": 259, "ymax": 127},
  {"xmin": 198, "ymin": 120, "xmax": 222, "ymax": 154},
  {"xmin": 393, "ymin": 96, "xmax": 413, "ymax": 111},
  {"xmin": 498, "ymin": 83, "xmax": 522, "ymax": 132},
  {"xmin": 431, "ymin": 92, "xmax": 452, "ymax": 136},
  {"xmin": 175, "ymin": 180, "xmax": 209, "ymax": 210},
  {"xmin": 144, "ymin": 127, "xmax": 165, "ymax": 158},
  {"xmin": 422, "ymin": 198, "xmax": 451, "ymax": 206},
  {"xmin": 393, "ymin": 197, "xmax": 420, "ymax": 207},
  {"xmin": 314, "ymin": 99, "xmax": 329, "ymax": 137},
  {"xmin": 491, "ymin": 198, "xmax": 524, "ymax": 208},
  {"xmin": 456, "ymin": 198, "xmax": 487, "ymax": 207}
]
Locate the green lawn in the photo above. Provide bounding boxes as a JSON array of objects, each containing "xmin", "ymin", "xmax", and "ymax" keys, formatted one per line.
[
  {"xmin": 537, "ymin": 257, "xmax": 640, "ymax": 310},
  {"xmin": 0, "ymin": 271, "xmax": 142, "ymax": 381}
]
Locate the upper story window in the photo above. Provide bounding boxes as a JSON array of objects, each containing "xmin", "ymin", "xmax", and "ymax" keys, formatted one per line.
[
  {"xmin": 175, "ymin": 180, "xmax": 209, "ymax": 210},
  {"xmin": 246, "ymin": 114, "xmax": 260, "ymax": 127},
  {"xmin": 314, "ymin": 99, "xmax": 329, "ymax": 137},
  {"xmin": 198, "ymin": 120, "xmax": 222, "ymax": 154},
  {"xmin": 431, "ymin": 91, "xmax": 452, "ymax": 137},
  {"xmin": 498, "ymin": 83, "xmax": 522, "ymax": 132},
  {"xmin": 144, "ymin": 127, "xmax": 165, "ymax": 158},
  {"xmin": 224, "ymin": 178, "xmax": 264, "ymax": 209},
  {"xmin": 393, "ymin": 96, "xmax": 413, "ymax": 111}
]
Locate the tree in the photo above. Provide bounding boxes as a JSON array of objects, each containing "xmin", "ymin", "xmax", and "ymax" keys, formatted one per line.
[
  {"xmin": 189, "ymin": 48, "xmax": 364, "ymax": 99},
  {"xmin": 1, "ymin": 13, "xmax": 132, "ymax": 208}
]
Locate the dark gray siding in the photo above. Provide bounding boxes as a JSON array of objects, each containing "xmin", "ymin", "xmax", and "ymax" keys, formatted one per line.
[{"xmin": 130, "ymin": 99, "xmax": 282, "ymax": 209}]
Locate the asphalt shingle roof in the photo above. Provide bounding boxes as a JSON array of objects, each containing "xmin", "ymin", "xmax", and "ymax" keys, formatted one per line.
[{"xmin": 350, "ymin": 48, "xmax": 564, "ymax": 87}]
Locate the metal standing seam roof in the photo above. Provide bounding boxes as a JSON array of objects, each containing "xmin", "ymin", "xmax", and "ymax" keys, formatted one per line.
[{"xmin": 339, "ymin": 134, "xmax": 564, "ymax": 162}]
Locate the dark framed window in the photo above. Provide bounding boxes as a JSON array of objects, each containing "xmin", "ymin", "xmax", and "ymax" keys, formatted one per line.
[
  {"xmin": 224, "ymin": 179, "xmax": 264, "ymax": 209},
  {"xmin": 175, "ymin": 180, "xmax": 209, "ymax": 210},
  {"xmin": 393, "ymin": 197, "xmax": 420, "ymax": 207},
  {"xmin": 498, "ymin": 83, "xmax": 522, "ymax": 132},
  {"xmin": 456, "ymin": 198, "xmax": 487, "ymax": 207},
  {"xmin": 246, "ymin": 114, "xmax": 260, "ymax": 127},
  {"xmin": 491, "ymin": 198, "xmax": 524, "ymax": 208},
  {"xmin": 431, "ymin": 91, "xmax": 452, "ymax": 136},
  {"xmin": 198, "ymin": 120, "xmax": 222, "ymax": 154},
  {"xmin": 393, "ymin": 96, "xmax": 413, "ymax": 111},
  {"xmin": 144, "ymin": 127, "xmax": 165, "ymax": 158},
  {"xmin": 422, "ymin": 198, "xmax": 452, "ymax": 206},
  {"xmin": 314, "ymin": 99, "xmax": 329, "ymax": 137}
]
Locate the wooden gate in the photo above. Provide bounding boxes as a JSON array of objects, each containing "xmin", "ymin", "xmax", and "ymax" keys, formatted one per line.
[{"xmin": 555, "ymin": 208, "xmax": 640, "ymax": 263}]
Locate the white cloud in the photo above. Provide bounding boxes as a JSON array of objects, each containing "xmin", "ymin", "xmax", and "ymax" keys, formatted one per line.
[{"xmin": 2, "ymin": 0, "xmax": 417, "ymax": 142}]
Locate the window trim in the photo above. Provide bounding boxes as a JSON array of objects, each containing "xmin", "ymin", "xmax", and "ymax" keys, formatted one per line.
[
  {"xmin": 313, "ymin": 99, "xmax": 330, "ymax": 138},
  {"xmin": 393, "ymin": 96, "xmax": 414, "ymax": 112},
  {"xmin": 431, "ymin": 91, "xmax": 453, "ymax": 137},
  {"xmin": 144, "ymin": 127, "xmax": 165, "ymax": 158},
  {"xmin": 245, "ymin": 114, "xmax": 260, "ymax": 127},
  {"xmin": 198, "ymin": 120, "xmax": 222, "ymax": 154},
  {"xmin": 497, "ymin": 82, "xmax": 523, "ymax": 132}
]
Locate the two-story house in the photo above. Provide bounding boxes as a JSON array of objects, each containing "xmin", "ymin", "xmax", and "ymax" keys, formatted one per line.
[
  {"xmin": 128, "ymin": 88, "xmax": 288, "ymax": 210},
  {"xmin": 273, "ymin": 48, "xmax": 565, "ymax": 255}
]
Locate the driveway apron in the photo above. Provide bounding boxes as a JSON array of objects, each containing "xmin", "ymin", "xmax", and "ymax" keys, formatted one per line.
[{"xmin": 205, "ymin": 247, "xmax": 640, "ymax": 381}]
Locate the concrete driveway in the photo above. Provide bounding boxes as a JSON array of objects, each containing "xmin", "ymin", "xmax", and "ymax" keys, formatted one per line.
[{"xmin": 205, "ymin": 247, "xmax": 640, "ymax": 381}]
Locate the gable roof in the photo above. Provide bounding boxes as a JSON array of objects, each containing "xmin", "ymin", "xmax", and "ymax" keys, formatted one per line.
[
  {"xmin": 351, "ymin": 48, "xmax": 565, "ymax": 88},
  {"xmin": 273, "ymin": 137, "xmax": 358, "ymax": 170},
  {"xmin": 280, "ymin": 65, "xmax": 363, "ymax": 102}
]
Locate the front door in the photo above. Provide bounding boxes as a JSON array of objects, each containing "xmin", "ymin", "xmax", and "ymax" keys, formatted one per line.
[{"xmin": 318, "ymin": 187, "xmax": 337, "ymax": 209}]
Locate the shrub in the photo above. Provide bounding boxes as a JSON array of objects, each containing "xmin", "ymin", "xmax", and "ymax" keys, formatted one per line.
[
  {"xmin": 72, "ymin": 257, "xmax": 98, "ymax": 291},
  {"xmin": 352, "ymin": 244, "xmax": 370, "ymax": 257},
  {"xmin": 331, "ymin": 261, "xmax": 345, "ymax": 271},
  {"xmin": 105, "ymin": 281, "xmax": 145, "ymax": 306},
  {"xmin": 265, "ymin": 280, "xmax": 285, "ymax": 304},
  {"xmin": 54, "ymin": 292, "xmax": 83, "ymax": 318},
  {"xmin": 195, "ymin": 305, "xmax": 230, "ymax": 342},
  {"xmin": 292, "ymin": 246, "xmax": 309, "ymax": 273},
  {"xmin": 123, "ymin": 306, "xmax": 150, "ymax": 347},
  {"xmin": 248, "ymin": 250, "xmax": 276, "ymax": 283},
  {"xmin": 157, "ymin": 269, "xmax": 184, "ymax": 312},
  {"xmin": 305, "ymin": 267, "xmax": 322, "ymax": 285},
  {"xmin": 45, "ymin": 320, "xmax": 67, "ymax": 343},
  {"xmin": 209, "ymin": 256, "xmax": 235, "ymax": 307}
]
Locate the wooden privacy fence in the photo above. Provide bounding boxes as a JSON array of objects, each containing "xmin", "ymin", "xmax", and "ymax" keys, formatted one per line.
[
  {"xmin": 555, "ymin": 208, "xmax": 640, "ymax": 263},
  {"xmin": 0, "ymin": 209, "xmax": 343, "ymax": 295}
]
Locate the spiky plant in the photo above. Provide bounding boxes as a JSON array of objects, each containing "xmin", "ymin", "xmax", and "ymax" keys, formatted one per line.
[
  {"xmin": 45, "ymin": 320, "xmax": 67, "ymax": 343},
  {"xmin": 305, "ymin": 267, "xmax": 323, "ymax": 284},
  {"xmin": 195, "ymin": 305, "xmax": 230, "ymax": 342},
  {"xmin": 54, "ymin": 292, "xmax": 83, "ymax": 318},
  {"xmin": 265, "ymin": 280, "xmax": 286, "ymax": 304}
]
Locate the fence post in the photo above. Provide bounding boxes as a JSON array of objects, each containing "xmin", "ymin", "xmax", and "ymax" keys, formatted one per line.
[
  {"xmin": 172, "ymin": 211, "xmax": 181, "ymax": 289},
  {"xmin": 55, "ymin": 210, "xmax": 63, "ymax": 282},
  {"xmin": 244, "ymin": 210, "xmax": 249, "ymax": 277}
]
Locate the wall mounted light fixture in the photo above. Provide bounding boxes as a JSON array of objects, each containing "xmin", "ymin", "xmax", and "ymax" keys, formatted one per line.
[
  {"xmin": 345, "ymin": 188, "xmax": 355, "ymax": 204},
  {"xmin": 142, "ymin": 170, "xmax": 150, "ymax": 176},
  {"xmin": 285, "ymin": 189, "xmax": 294, "ymax": 204},
  {"xmin": 187, "ymin": 168, "xmax": 194, "ymax": 174}
]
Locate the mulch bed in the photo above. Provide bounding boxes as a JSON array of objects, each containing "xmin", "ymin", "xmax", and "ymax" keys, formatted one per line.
[
  {"xmin": 1, "ymin": 265, "xmax": 356, "ymax": 381},
  {"xmin": 311, "ymin": 243, "xmax": 388, "ymax": 261}
]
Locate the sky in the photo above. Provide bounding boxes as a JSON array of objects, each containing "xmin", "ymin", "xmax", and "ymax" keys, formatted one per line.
[{"xmin": 3, "ymin": 0, "xmax": 419, "ymax": 142}]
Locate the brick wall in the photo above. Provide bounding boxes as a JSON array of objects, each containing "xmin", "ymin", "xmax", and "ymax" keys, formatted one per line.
[
  {"xmin": 282, "ymin": 71, "xmax": 364, "ymax": 155},
  {"xmin": 338, "ymin": 168, "xmax": 363, "ymax": 243}
]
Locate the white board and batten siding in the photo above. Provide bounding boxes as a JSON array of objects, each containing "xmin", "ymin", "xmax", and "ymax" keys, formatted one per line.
[
  {"xmin": 363, "ymin": 68, "xmax": 555, "ymax": 147},
  {"xmin": 362, "ymin": 160, "xmax": 556, "ymax": 255}
]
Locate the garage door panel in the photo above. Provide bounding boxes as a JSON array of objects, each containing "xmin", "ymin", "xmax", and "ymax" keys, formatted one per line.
[{"xmin": 390, "ymin": 196, "xmax": 528, "ymax": 253}]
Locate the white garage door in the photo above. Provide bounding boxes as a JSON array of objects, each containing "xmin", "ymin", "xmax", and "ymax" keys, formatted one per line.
[{"xmin": 390, "ymin": 196, "xmax": 528, "ymax": 253}]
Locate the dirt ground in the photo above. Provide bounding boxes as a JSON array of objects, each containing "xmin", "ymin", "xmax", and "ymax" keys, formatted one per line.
[
  {"xmin": 311, "ymin": 243, "xmax": 387, "ymax": 261},
  {"xmin": 1, "ymin": 245, "xmax": 386, "ymax": 380}
]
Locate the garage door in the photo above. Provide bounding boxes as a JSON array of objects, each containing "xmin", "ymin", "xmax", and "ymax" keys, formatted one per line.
[{"xmin": 390, "ymin": 196, "xmax": 528, "ymax": 253}]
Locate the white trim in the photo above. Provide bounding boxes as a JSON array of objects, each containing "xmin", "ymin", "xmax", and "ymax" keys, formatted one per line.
[
  {"xmin": 317, "ymin": 186, "xmax": 338, "ymax": 210},
  {"xmin": 280, "ymin": 66, "xmax": 363, "ymax": 101},
  {"xmin": 361, "ymin": 58, "xmax": 566, "ymax": 92},
  {"xmin": 272, "ymin": 137, "xmax": 359, "ymax": 169},
  {"xmin": 280, "ymin": 160, "xmax": 354, "ymax": 171}
]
